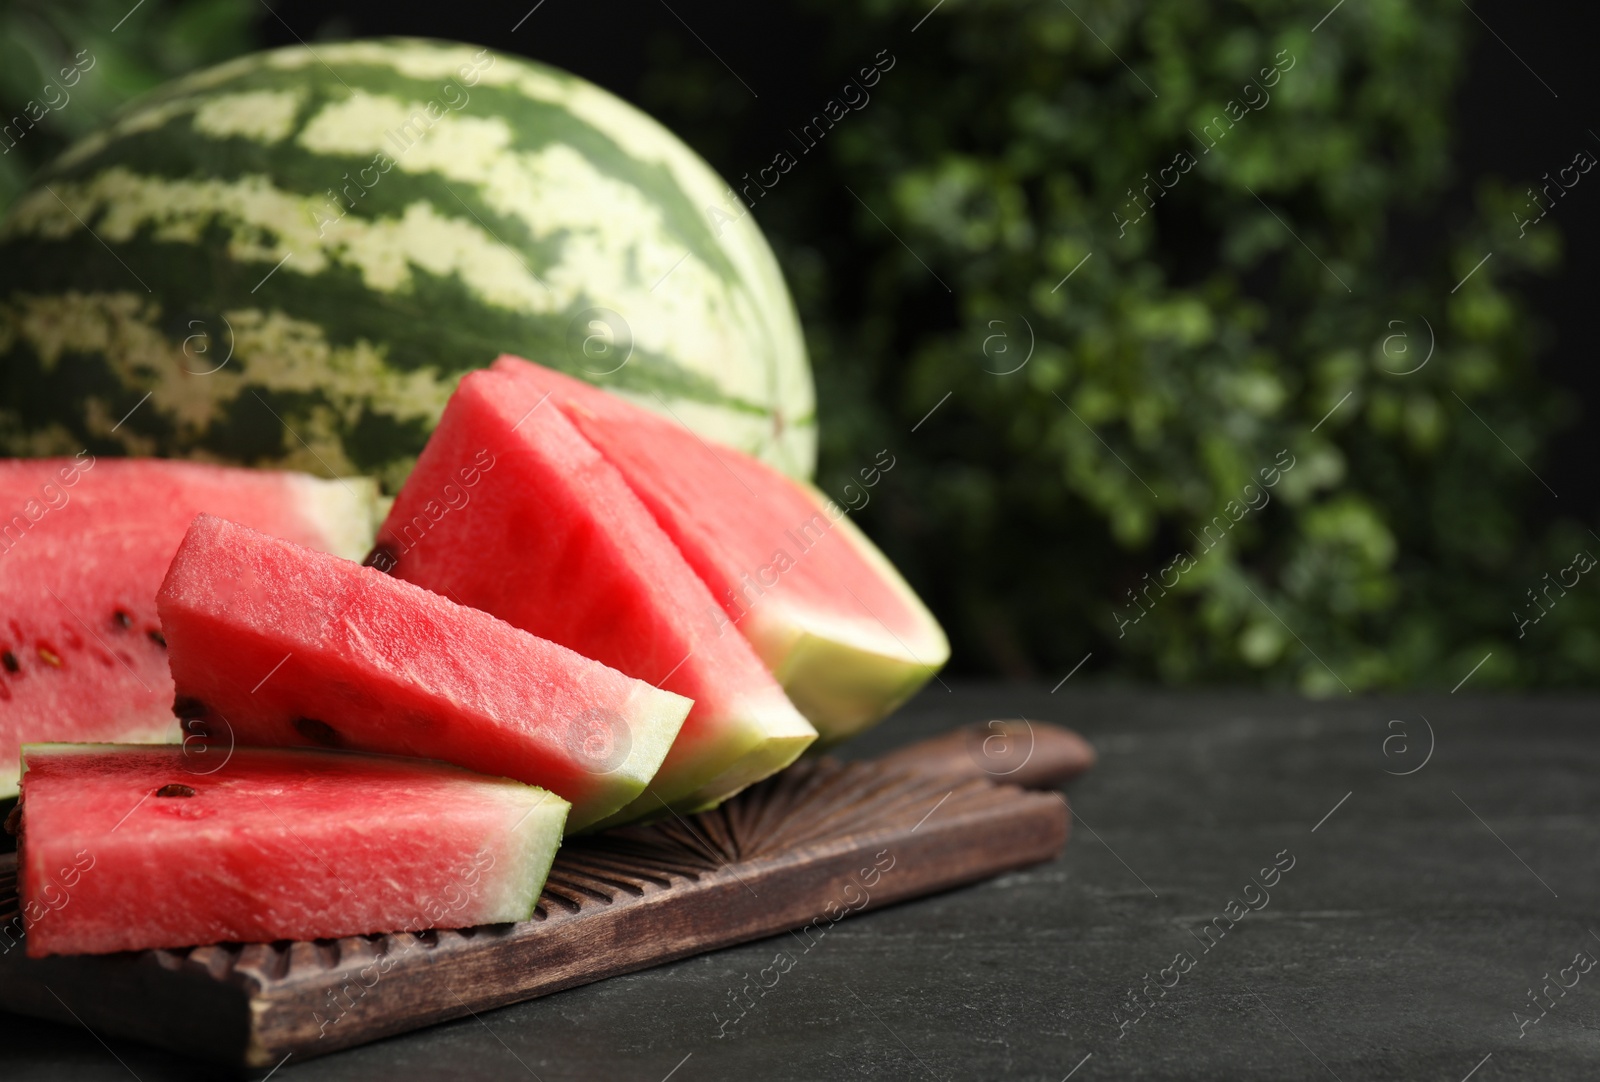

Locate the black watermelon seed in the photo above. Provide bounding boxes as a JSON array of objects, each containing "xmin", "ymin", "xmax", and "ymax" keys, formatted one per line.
[
  {"xmin": 155, "ymin": 783, "xmax": 197, "ymax": 798},
  {"xmin": 363, "ymin": 544, "xmax": 398, "ymax": 574},
  {"xmin": 294, "ymin": 717, "xmax": 341, "ymax": 747},
  {"xmin": 112, "ymin": 610, "xmax": 132, "ymax": 629},
  {"xmin": 1, "ymin": 651, "xmax": 16, "ymax": 673},
  {"xmin": 147, "ymin": 630, "xmax": 167, "ymax": 648},
  {"xmin": 173, "ymin": 696, "xmax": 208, "ymax": 720}
]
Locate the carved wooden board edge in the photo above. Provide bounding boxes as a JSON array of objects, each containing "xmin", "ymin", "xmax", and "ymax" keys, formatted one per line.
[{"xmin": 0, "ymin": 755, "xmax": 1071, "ymax": 1067}]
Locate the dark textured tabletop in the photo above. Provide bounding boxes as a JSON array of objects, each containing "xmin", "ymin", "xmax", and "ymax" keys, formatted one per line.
[{"xmin": 2, "ymin": 685, "xmax": 1595, "ymax": 1080}]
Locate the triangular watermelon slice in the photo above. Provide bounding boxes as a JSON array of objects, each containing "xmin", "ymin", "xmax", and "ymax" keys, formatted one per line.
[
  {"xmin": 374, "ymin": 369, "xmax": 817, "ymax": 823},
  {"xmin": 490, "ymin": 356, "xmax": 950, "ymax": 743},
  {"xmin": 156, "ymin": 514, "xmax": 691, "ymax": 830},
  {"xmin": 16, "ymin": 743, "xmax": 568, "ymax": 956},
  {"xmin": 0, "ymin": 457, "xmax": 379, "ymax": 799}
]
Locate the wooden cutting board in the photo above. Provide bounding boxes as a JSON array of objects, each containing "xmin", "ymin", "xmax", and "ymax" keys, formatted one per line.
[{"xmin": 0, "ymin": 721, "xmax": 1092, "ymax": 1068}]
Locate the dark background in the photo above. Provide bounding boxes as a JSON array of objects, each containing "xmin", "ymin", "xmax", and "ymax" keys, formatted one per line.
[
  {"xmin": 4, "ymin": 0, "xmax": 1597, "ymax": 690},
  {"xmin": 250, "ymin": 0, "xmax": 1600, "ymax": 516},
  {"xmin": 1446, "ymin": 0, "xmax": 1599, "ymax": 515}
]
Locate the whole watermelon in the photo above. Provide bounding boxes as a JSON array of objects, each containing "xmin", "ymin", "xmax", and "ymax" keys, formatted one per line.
[{"xmin": 0, "ymin": 39, "xmax": 815, "ymax": 490}]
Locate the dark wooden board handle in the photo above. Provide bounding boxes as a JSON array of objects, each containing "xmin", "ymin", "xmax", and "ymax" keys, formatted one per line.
[{"xmin": 874, "ymin": 720, "xmax": 1094, "ymax": 789}]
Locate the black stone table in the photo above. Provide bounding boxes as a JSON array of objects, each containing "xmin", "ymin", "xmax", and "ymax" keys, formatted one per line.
[{"xmin": 3, "ymin": 686, "xmax": 1595, "ymax": 1080}]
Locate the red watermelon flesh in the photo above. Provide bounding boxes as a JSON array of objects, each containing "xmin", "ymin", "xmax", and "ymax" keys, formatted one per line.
[
  {"xmin": 374, "ymin": 369, "xmax": 817, "ymax": 824},
  {"xmin": 156, "ymin": 515, "xmax": 691, "ymax": 831},
  {"xmin": 0, "ymin": 457, "xmax": 377, "ymax": 798},
  {"xmin": 491, "ymin": 357, "xmax": 949, "ymax": 743},
  {"xmin": 16, "ymin": 743, "xmax": 567, "ymax": 957}
]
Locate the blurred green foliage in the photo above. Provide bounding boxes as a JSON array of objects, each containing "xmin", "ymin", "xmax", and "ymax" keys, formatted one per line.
[
  {"xmin": 0, "ymin": 0, "xmax": 252, "ymax": 207},
  {"xmin": 644, "ymin": 0, "xmax": 1593, "ymax": 691},
  {"xmin": 3, "ymin": 0, "xmax": 1590, "ymax": 690}
]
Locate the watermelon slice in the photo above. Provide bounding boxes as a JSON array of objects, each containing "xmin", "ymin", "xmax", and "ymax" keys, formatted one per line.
[
  {"xmin": 156, "ymin": 514, "xmax": 691, "ymax": 831},
  {"xmin": 0, "ymin": 457, "xmax": 378, "ymax": 798},
  {"xmin": 15, "ymin": 743, "xmax": 567, "ymax": 957},
  {"xmin": 374, "ymin": 369, "xmax": 817, "ymax": 823},
  {"xmin": 490, "ymin": 356, "xmax": 950, "ymax": 743}
]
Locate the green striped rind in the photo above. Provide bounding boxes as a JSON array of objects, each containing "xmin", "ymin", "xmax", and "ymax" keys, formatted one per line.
[{"xmin": 0, "ymin": 39, "xmax": 815, "ymax": 491}]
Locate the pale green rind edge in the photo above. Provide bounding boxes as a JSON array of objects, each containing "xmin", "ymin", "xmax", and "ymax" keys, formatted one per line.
[
  {"xmin": 777, "ymin": 635, "xmax": 945, "ymax": 749},
  {"xmin": 296, "ymin": 473, "xmax": 383, "ymax": 561},
  {"xmin": 563, "ymin": 685, "xmax": 692, "ymax": 832},
  {"xmin": 670, "ymin": 727, "xmax": 817, "ymax": 814},
  {"xmin": 490, "ymin": 788, "xmax": 570, "ymax": 922},
  {"xmin": 765, "ymin": 488, "xmax": 951, "ymax": 745},
  {"xmin": 581, "ymin": 698, "xmax": 816, "ymax": 832}
]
